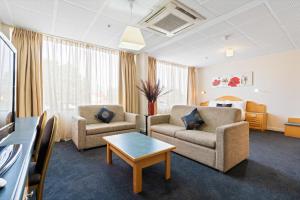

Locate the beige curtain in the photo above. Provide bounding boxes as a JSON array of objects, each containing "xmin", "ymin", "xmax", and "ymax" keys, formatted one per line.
[
  {"xmin": 148, "ymin": 56, "xmax": 156, "ymax": 85},
  {"xmin": 187, "ymin": 67, "xmax": 197, "ymax": 105},
  {"xmin": 12, "ymin": 28, "xmax": 43, "ymax": 117},
  {"xmin": 148, "ymin": 56, "xmax": 157, "ymax": 114},
  {"xmin": 119, "ymin": 51, "xmax": 139, "ymax": 113}
]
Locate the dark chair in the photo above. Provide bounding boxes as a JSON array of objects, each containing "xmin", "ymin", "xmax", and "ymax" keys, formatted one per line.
[
  {"xmin": 29, "ymin": 115, "xmax": 58, "ymax": 200},
  {"xmin": 33, "ymin": 111, "xmax": 47, "ymax": 161}
]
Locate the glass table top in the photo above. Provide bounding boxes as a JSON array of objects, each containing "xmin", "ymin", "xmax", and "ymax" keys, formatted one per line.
[{"xmin": 103, "ymin": 132, "xmax": 175, "ymax": 160}]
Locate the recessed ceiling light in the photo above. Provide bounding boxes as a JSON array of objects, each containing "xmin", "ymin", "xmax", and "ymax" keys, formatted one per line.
[{"xmin": 226, "ymin": 48, "xmax": 234, "ymax": 57}]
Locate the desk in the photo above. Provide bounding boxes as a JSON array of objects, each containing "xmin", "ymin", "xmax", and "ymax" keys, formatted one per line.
[
  {"xmin": 285, "ymin": 118, "xmax": 300, "ymax": 138},
  {"xmin": 0, "ymin": 118, "xmax": 38, "ymax": 200}
]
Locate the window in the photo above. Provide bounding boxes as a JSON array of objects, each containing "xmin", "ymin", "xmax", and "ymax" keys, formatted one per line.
[
  {"xmin": 156, "ymin": 60, "xmax": 188, "ymax": 113},
  {"xmin": 42, "ymin": 36, "xmax": 119, "ymax": 139}
]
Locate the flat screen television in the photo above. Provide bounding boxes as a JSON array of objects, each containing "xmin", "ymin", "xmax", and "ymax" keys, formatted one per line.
[{"xmin": 0, "ymin": 32, "xmax": 16, "ymax": 144}]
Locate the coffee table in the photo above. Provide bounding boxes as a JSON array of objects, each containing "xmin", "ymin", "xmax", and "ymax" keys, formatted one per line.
[{"xmin": 103, "ymin": 132, "xmax": 176, "ymax": 193}]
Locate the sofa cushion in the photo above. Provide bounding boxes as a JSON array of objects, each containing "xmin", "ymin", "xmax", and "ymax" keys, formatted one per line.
[
  {"xmin": 95, "ymin": 108, "xmax": 115, "ymax": 123},
  {"xmin": 151, "ymin": 123, "xmax": 185, "ymax": 137},
  {"xmin": 79, "ymin": 105, "xmax": 125, "ymax": 124},
  {"xmin": 86, "ymin": 121, "xmax": 135, "ymax": 135},
  {"xmin": 175, "ymin": 130, "xmax": 216, "ymax": 149},
  {"xmin": 181, "ymin": 108, "xmax": 204, "ymax": 130}
]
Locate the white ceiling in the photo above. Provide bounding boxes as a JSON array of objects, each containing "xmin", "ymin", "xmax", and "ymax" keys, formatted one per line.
[{"xmin": 0, "ymin": 0, "xmax": 299, "ymax": 66}]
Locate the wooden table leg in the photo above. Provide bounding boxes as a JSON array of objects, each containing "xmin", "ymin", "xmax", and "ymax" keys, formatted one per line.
[
  {"xmin": 133, "ymin": 164, "xmax": 142, "ymax": 193},
  {"xmin": 165, "ymin": 151, "xmax": 171, "ymax": 180},
  {"xmin": 106, "ymin": 143, "xmax": 112, "ymax": 165}
]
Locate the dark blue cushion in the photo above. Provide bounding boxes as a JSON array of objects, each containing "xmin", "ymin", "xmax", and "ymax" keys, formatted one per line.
[
  {"xmin": 181, "ymin": 108, "xmax": 204, "ymax": 130},
  {"xmin": 216, "ymin": 103, "xmax": 232, "ymax": 107},
  {"xmin": 95, "ymin": 108, "xmax": 115, "ymax": 123}
]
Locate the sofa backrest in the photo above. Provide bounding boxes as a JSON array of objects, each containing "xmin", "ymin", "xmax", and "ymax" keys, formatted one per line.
[
  {"xmin": 170, "ymin": 105, "xmax": 241, "ymax": 132},
  {"xmin": 170, "ymin": 105, "xmax": 195, "ymax": 127},
  {"xmin": 196, "ymin": 106, "xmax": 241, "ymax": 132},
  {"xmin": 78, "ymin": 105, "xmax": 125, "ymax": 124}
]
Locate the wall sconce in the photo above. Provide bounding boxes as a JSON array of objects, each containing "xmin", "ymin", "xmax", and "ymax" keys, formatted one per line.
[
  {"xmin": 254, "ymin": 88, "xmax": 260, "ymax": 93},
  {"xmin": 201, "ymin": 91, "xmax": 206, "ymax": 95},
  {"xmin": 226, "ymin": 48, "xmax": 234, "ymax": 57}
]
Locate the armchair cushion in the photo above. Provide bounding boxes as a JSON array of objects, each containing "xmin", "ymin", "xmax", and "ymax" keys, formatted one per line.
[
  {"xmin": 79, "ymin": 105, "xmax": 125, "ymax": 124},
  {"xmin": 151, "ymin": 123, "xmax": 185, "ymax": 137},
  {"xmin": 86, "ymin": 121, "xmax": 135, "ymax": 135},
  {"xmin": 95, "ymin": 107, "xmax": 115, "ymax": 123},
  {"xmin": 175, "ymin": 130, "xmax": 216, "ymax": 149}
]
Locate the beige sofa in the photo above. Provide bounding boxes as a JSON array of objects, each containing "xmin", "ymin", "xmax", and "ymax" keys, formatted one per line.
[
  {"xmin": 72, "ymin": 105, "xmax": 138, "ymax": 150},
  {"xmin": 148, "ymin": 105, "xmax": 249, "ymax": 172}
]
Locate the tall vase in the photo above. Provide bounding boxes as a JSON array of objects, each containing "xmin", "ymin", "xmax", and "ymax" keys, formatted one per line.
[{"xmin": 148, "ymin": 101, "xmax": 155, "ymax": 116}]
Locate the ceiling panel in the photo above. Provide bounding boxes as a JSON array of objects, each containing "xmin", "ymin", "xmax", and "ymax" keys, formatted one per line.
[
  {"xmin": 177, "ymin": 32, "xmax": 208, "ymax": 47},
  {"xmin": 0, "ymin": 0, "xmax": 299, "ymax": 67},
  {"xmin": 267, "ymin": 0, "xmax": 300, "ymax": 12},
  {"xmin": 85, "ymin": 14, "xmax": 127, "ymax": 48},
  {"xmin": 143, "ymin": 34, "xmax": 170, "ymax": 51},
  {"xmin": 10, "ymin": 4, "xmax": 53, "ymax": 33},
  {"xmin": 56, "ymin": 0, "xmax": 96, "ymax": 24},
  {"xmin": 268, "ymin": 0, "xmax": 300, "ymax": 48},
  {"xmin": 202, "ymin": 0, "xmax": 253, "ymax": 15},
  {"xmin": 228, "ymin": 4, "xmax": 293, "ymax": 47},
  {"xmin": 101, "ymin": 0, "xmax": 153, "ymax": 24},
  {"xmin": 62, "ymin": 0, "xmax": 107, "ymax": 12},
  {"xmin": 8, "ymin": 0, "xmax": 54, "ymax": 17},
  {"xmin": 54, "ymin": 0, "xmax": 97, "ymax": 38},
  {"xmin": 0, "ymin": 0, "xmax": 13, "ymax": 24},
  {"xmin": 200, "ymin": 22, "xmax": 232, "ymax": 37}
]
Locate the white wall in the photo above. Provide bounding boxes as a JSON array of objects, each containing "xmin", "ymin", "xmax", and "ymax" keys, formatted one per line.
[{"xmin": 197, "ymin": 50, "xmax": 300, "ymax": 132}]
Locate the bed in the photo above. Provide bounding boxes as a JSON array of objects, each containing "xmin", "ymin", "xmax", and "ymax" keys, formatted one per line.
[{"xmin": 200, "ymin": 96, "xmax": 267, "ymax": 124}]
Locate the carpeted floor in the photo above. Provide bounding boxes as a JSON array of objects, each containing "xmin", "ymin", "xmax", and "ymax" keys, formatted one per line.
[{"xmin": 44, "ymin": 131, "xmax": 300, "ymax": 200}]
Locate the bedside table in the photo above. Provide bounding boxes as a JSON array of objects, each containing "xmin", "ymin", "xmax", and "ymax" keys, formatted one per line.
[{"xmin": 246, "ymin": 112, "xmax": 267, "ymax": 131}]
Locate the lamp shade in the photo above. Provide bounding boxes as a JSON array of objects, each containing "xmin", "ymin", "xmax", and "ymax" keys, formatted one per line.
[{"xmin": 119, "ymin": 26, "xmax": 145, "ymax": 51}]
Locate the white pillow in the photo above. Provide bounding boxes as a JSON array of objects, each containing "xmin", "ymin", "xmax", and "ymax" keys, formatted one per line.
[
  {"xmin": 229, "ymin": 101, "xmax": 246, "ymax": 111},
  {"xmin": 208, "ymin": 100, "xmax": 217, "ymax": 107}
]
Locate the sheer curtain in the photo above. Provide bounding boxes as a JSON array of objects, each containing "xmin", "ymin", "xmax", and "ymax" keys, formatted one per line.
[
  {"xmin": 43, "ymin": 36, "xmax": 119, "ymax": 141},
  {"xmin": 156, "ymin": 60, "xmax": 188, "ymax": 113},
  {"xmin": 0, "ymin": 37, "xmax": 14, "ymax": 126}
]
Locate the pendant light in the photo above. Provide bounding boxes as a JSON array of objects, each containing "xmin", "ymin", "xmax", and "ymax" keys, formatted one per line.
[{"xmin": 119, "ymin": 0, "xmax": 145, "ymax": 51}]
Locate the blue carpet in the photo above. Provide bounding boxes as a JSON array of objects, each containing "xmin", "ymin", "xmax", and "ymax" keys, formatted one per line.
[{"xmin": 44, "ymin": 131, "xmax": 300, "ymax": 200}]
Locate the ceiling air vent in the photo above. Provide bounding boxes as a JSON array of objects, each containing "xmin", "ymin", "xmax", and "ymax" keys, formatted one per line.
[{"xmin": 140, "ymin": 0, "xmax": 206, "ymax": 37}]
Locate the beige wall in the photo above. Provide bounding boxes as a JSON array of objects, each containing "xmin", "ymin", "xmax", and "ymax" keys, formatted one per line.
[{"xmin": 197, "ymin": 50, "xmax": 300, "ymax": 131}]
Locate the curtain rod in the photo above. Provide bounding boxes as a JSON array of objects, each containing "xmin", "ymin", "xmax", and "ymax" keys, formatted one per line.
[{"xmin": 2, "ymin": 23, "xmax": 119, "ymax": 52}]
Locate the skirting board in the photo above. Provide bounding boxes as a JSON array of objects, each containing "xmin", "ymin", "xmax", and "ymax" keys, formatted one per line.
[{"xmin": 267, "ymin": 126, "xmax": 284, "ymax": 132}]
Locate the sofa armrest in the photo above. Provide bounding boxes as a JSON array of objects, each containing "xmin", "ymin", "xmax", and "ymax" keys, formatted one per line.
[
  {"xmin": 125, "ymin": 112, "xmax": 139, "ymax": 128},
  {"xmin": 148, "ymin": 114, "xmax": 170, "ymax": 135},
  {"xmin": 71, "ymin": 115, "xmax": 87, "ymax": 150},
  {"xmin": 216, "ymin": 121, "xmax": 249, "ymax": 172}
]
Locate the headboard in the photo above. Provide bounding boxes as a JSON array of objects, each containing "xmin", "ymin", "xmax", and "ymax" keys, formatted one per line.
[{"xmin": 200, "ymin": 96, "xmax": 267, "ymax": 113}]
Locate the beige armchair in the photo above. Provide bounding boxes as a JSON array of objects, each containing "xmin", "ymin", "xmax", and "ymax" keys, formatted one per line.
[{"xmin": 72, "ymin": 105, "xmax": 138, "ymax": 150}]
